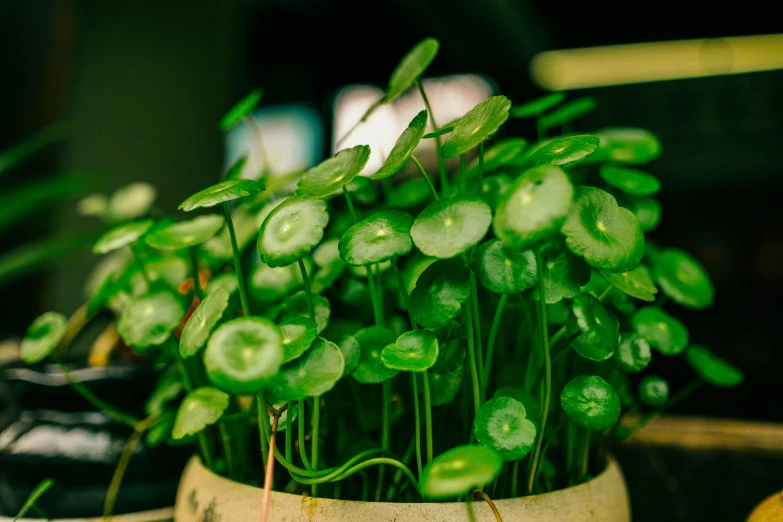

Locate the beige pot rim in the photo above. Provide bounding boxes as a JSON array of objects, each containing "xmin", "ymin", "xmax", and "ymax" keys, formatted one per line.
[
  {"xmin": 175, "ymin": 454, "xmax": 631, "ymax": 521},
  {"xmin": 1, "ymin": 507, "xmax": 173, "ymax": 522}
]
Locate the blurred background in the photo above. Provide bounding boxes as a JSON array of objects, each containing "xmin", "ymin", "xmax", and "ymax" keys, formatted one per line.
[{"xmin": 1, "ymin": 1, "xmax": 781, "ymax": 520}]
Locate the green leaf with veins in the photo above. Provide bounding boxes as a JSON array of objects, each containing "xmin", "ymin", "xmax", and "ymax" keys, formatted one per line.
[
  {"xmin": 601, "ymin": 265, "xmax": 658, "ymax": 302},
  {"xmin": 270, "ymin": 337, "xmax": 345, "ymax": 400},
  {"xmin": 381, "ymin": 330, "xmax": 439, "ymax": 372},
  {"xmin": 20, "ymin": 312, "xmax": 67, "ymax": 363},
  {"xmin": 279, "ymin": 317, "xmax": 318, "ymax": 363},
  {"xmin": 481, "ymin": 173, "xmax": 512, "ymax": 211},
  {"xmin": 420, "ymin": 445, "xmax": 503, "ymax": 499},
  {"xmin": 493, "ymin": 165, "xmax": 573, "ymax": 249},
  {"xmin": 639, "ymin": 376, "xmax": 669, "ymax": 406},
  {"xmin": 600, "ymin": 165, "xmax": 660, "ymax": 196},
  {"xmin": 652, "ymin": 248, "xmax": 714, "ymax": 310},
  {"xmin": 248, "ymin": 259, "xmax": 306, "ymax": 304},
  {"xmin": 339, "ymin": 210, "xmax": 413, "ymax": 266},
  {"xmin": 295, "ymin": 145, "xmax": 371, "ymax": 198},
  {"xmin": 427, "ymin": 320, "xmax": 467, "ymax": 374},
  {"xmin": 685, "ymin": 345, "xmax": 744, "ymax": 387},
  {"xmin": 117, "ymin": 290, "xmax": 185, "ymax": 350},
  {"xmin": 409, "ymin": 259, "xmax": 471, "ymax": 328},
  {"xmin": 423, "ymin": 366, "xmax": 463, "ymax": 405},
  {"xmin": 257, "ymin": 196, "xmax": 329, "ymax": 267},
  {"xmin": 411, "ymin": 196, "xmax": 491, "ymax": 259},
  {"xmin": 471, "ymin": 239, "xmax": 537, "ymax": 294},
  {"xmin": 567, "ymin": 293, "xmax": 619, "ymax": 361},
  {"xmin": 510, "ymin": 92, "xmax": 566, "ymax": 119},
  {"xmin": 373, "ymin": 110, "xmax": 428, "ymax": 180},
  {"xmin": 178, "ymin": 179, "xmax": 263, "ymax": 212},
  {"xmin": 180, "ymin": 288, "xmax": 230, "ymax": 358},
  {"xmin": 464, "ymin": 138, "xmax": 528, "ymax": 177},
  {"xmin": 562, "ymin": 186, "xmax": 644, "ymax": 273},
  {"xmin": 351, "ymin": 326, "xmax": 399, "ymax": 383},
  {"xmin": 172, "ymin": 387, "xmax": 229, "ymax": 439},
  {"xmin": 531, "ymin": 240, "xmax": 590, "ymax": 304},
  {"xmin": 474, "ymin": 396, "xmax": 536, "ymax": 461},
  {"xmin": 523, "ymin": 135, "xmax": 600, "ymax": 167},
  {"xmin": 279, "ymin": 291, "xmax": 330, "ymax": 334},
  {"xmin": 493, "ymin": 387, "xmax": 540, "ymax": 428},
  {"xmin": 385, "ymin": 38, "xmax": 439, "ymax": 102},
  {"xmin": 93, "ymin": 219, "xmax": 154, "ymax": 254},
  {"xmin": 145, "ymin": 215, "xmax": 224, "ymax": 250},
  {"xmin": 591, "ymin": 127, "xmax": 662, "ymax": 164},
  {"xmin": 631, "ymin": 306, "xmax": 689, "ymax": 355},
  {"xmin": 560, "ymin": 375, "xmax": 621, "ymax": 430},
  {"xmin": 442, "ymin": 96, "xmax": 511, "ymax": 158},
  {"xmin": 614, "ymin": 333, "xmax": 652, "ymax": 372},
  {"xmin": 387, "ymin": 178, "xmax": 432, "ymax": 209}
]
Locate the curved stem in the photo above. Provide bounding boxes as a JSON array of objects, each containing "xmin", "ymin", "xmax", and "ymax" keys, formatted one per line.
[
  {"xmin": 376, "ymin": 379, "xmax": 392, "ymax": 501},
  {"xmin": 619, "ymin": 378, "xmax": 703, "ymax": 441},
  {"xmin": 416, "ymin": 80, "xmax": 447, "ymax": 195},
  {"xmin": 298, "ymin": 400, "xmax": 313, "ymax": 471},
  {"xmin": 412, "ymin": 373, "xmax": 423, "ymax": 478},
  {"xmin": 527, "ymin": 248, "xmax": 552, "ymax": 494},
  {"xmin": 410, "ymin": 155, "xmax": 439, "ymax": 201},
  {"xmin": 260, "ymin": 411, "xmax": 279, "ymax": 522},
  {"xmin": 222, "ymin": 203, "xmax": 251, "ymax": 316},
  {"xmin": 293, "ymin": 458, "xmax": 419, "ymax": 493},
  {"xmin": 422, "ymin": 371, "xmax": 434, "ymax": 463},
  {"xmin": 285, "ymin": 404, "xmax": 293, "ymax": 462},
  {"xmin": 297, "ymin": 258, "xmax": 316, "ymax": 323},
  {"xmin": 257, "ymin": 394, "xmax": 269, "ymax": 474},
  {"xmin": 463, "ymin": 305, "xmax": 481, "ymax": 419},
  {"xmin": 483, "ymin": 294, "xmax": 508, "ymax": 390},
  {"xmin": 334, "ymin": 100, "xmax": 382, "ymax": 149},
  {"xmin": 342, "ymin": 185, "xmax": 358, "ymax": 223},
  {"xmin": 472, "ymin": 490, "xmax": 503, "ymax": 522},
  {"xmin": 312, "ymin": 396, "xmax": 321, "ymax": 496}
]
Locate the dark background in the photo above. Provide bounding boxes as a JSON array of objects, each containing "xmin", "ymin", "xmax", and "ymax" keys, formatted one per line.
[{"xmin": 1, "ymin": 0, "xmax": 781, "ymax": 426}]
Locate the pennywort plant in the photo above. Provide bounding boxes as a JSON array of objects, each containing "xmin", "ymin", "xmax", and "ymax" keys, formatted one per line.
[{"xmin": 20, "ymin": 37, "xmax": 743, "ymax": 519}]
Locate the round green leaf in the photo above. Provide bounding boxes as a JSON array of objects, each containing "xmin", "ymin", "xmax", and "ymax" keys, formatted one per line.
[
  {"xmin": 351, "ymin": 326, "xmax": 399, "ymax": 383},
  {"xmin": 344, "ymin": 175, "xmax": 378, "ymax": 205},
  {"xmin": 493, "ymin": 387, "xmax": 540, "ymax": 428},
  {"xmin": 179, "ymin": 179, "xmax": 263, "ymax": 212},
  {"xmin": 481, "ymin": 173, "xmax": 512, "ymax": 211},
  {"xmin": 296, "ymin": 145, "xmax": 371, "ymax": 198},
  {"xmin": 567, "ymin": 293, "xmax": 619, "ymax": 361},
  {"xmin": 474, "ymin": 397, "xmax": 536, "ymax": 461},
  {"xmin": 601, "ymin": 265, "xmax": 658, "ymax": 302},
  {"xmin": 465, "ymin": 138, "xmax": 528, "ymax": 176},
  {"xmin": 685, "ymin": 345, "xmax": 744, "ymax": 387},
  {"xmin": 373, "ymin": 111, "xmax": 427, "ymax": 180},
  {"xmin": 653, "ymin": 248, "xmax": 714, "ymax": 310},
  {"xmin": 145, "ymin": 215, "xmax": 225, "ymax": 250},
  {"xmin": 118, "ymin": 291, "xmax": 186, "ymax": 350},
  {"xmin": 593, "ymin": 127, "xmax": 662, "ymax": 164},
  {"xmin": 560, "ymin": 375, "xmax": 621, "ymax": 431},
  {"xmin": 600, "ymin": 165, "xmax": 660, "ymax": 196},
  {"xmin": 312, "ymin": 239, "xmax": 340, "ymax": 267},
  {"xmin": 420, "ymin": 445, "xmax": 503, "ymax": 500},
  {"xmin": 427, "ymin": 320, "xmax": 467, "ymax": 374},
  {"xmin": 471, "ymin": 239, "xmax": 537, "ymax": 294},
  {"xmin": 624, "ymin": 195, "xmax": 661, "ymax": 233},
  {"xmin": 311, "ymin": 262, "xmax": 345, "ymax": 294},
  {"xmin": 337, "ymin": 334, "xmax": 362, "ymax": 377},
  {"xmin": 279, "ymin": 291, "xmax": 330, "ymax": 334},
  {"xmin": 204, "ymin": 317, "xmax": 283, "ymax": 394},
  {"xmin": 248, "ymin": 260, "xmax": 305, "ymax": 303},
  {"xmin": 270, "ymin": 337, "xmax": 345, "ymax": 400},
  {"xmin": 639, "ymin": 376, "xmax": 669, "ymax": 406},
  {"xmin": 425, "ymin": 367, "xmax": 463, "ymax": 405},
  {"xmin": 220, "ymin": 89, "xmax": 262, "ymax": 131},
  {"xmin": 279, "ymin": 317, "xmax": 317, "ymax": 363},
  {"xmin": 531, "ymin": 240, "xmax": 590, "ymax": 304},
  {"xmin": 145, "ymin": 368, "xmax": 184, "ymax": 415},
  {"xmin": 180, "ymin": 288, "xmax": 230, "ymax": 358},
  {"xmin": 614, "ymin": 333, "xmax": 651, "ymax": 372},
  {"xmin": 442, "ymin": 96, "xmax": 511, "ymax": 158},
  {"xmin": 523, "ymin": 135, "xmax": 599, "ymax": 167},
  {"xmin": 409, "ymin": 259, "xmax": 471, "ymax": 328},
  {"xmin": 20, "ymin": 312, "xmax": 67, "ymax": 363},
  {"xmin": 108, "ymin": 182, "xmax": 156, "ymax": 222},
  {"xmin": 539, "ymin": 97, "xmax": 596, "ymax": 131},
  {"xmin": 385, "ymin": 38, "xmax": 439, "ymax": 102},
  {"xmin": 381, "ymin": 330, "xmax": 439, "ymax": 372},
  {"xmin": 339, "ymin": 211, "xmax": 413, "ymax": 266},
  {"xmin": 631, "ymin": 306, "xmax": 689, "ymax": 356},
  {"xmin": 172, "ymin": 387, "xmax": 229, "ymax": 439},
  {"xmin": 93, "ymin": 219, "xmax": 154, "ymax": 254},
  {"xmin": 562, "ymin": 186, "xmax": 644, "ymax": 273},
  {"xmin": 411, "ymin": 196, "xmax": 491, "ymax": 259},
  {"xmin": 387, "ymin": 178, "xmax": 432, "ymax": 209},
  {"xmin": 258, "ymin": 196, "xmax": 329, "ymax": 267},
  {"xmin": 205, "ymin": 273, "xmax": 238, "ymax": 296},
  {"xmin": 493, "ymin": 165, "xmax": 573, "ymax": 249},
  {"xmin": 510, "ymin": 92, "xmax": 566, "ymax": 119}
]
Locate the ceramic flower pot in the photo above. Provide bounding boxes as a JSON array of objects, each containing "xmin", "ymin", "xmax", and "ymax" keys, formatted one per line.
[
  {"xmin": 175, "ymin": 456, "xmax": 631, "ymax": 522},
  {"xmin": 1, "ymin": 507, "xmax": 173, "ymax": 522}
]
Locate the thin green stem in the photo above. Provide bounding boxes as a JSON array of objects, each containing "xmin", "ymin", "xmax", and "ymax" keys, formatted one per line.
[
  {"xmin": 298, "ymin": 400, "xmax": 313, "ymax": 470},
  {"xmin": 257, "ymin": 394, "xmax": 269, "ymax": 474},
  {"xmin": 217, "ymin": 422, "xmax": 235, "ymax": 479},
  {"xmin": 223, "ymin": 203, "xmax": 251, "ymax": 316},
  {"xmin": 285, "ymin": 403, "xmax": 293, "ymax": 462},
  {"xmin": 619, "ymin": 379, "xmax": 704, "ymax": 441},
  {"xmin": 422, "ymin": 371, "xmax": 434, "ymax": 463},
  {"xmin": 579, "ymin": 429, "xmax": 591, "ymax": 482},
  {"xmin": 412, "ymin": 373, "xmax": 423, "ymax": 479},
  {"xmin": 410, "ymin": 155, "xmax": 439, "ymax": 201},
  {"xmin": 477, "ymin": 142, "xmax": 485, "ymax": 195},
  {"xmin": 391, "ymin": 256, "xmax": 416, "ymax": 329},
  {"xmin": 470, "ymin": 275, "xmax": 484, "ymax": 402},
  {"xmin": 483, "ymin": 294, "xmax": 508, "ymax": 390},
  {"xmin": 510, "ymin": 460, "xmax": 520, "ymax": 498},
  {"xmin": 416, "ymin": 80, "xmax": 447, "ymax": 195},
  {"xmin": 298, "ymin": 258, "xmax": 316, "ymax": 323},
  {"xmin": 463, "ymin": 305, "xmax": 481, "ymax": 419},
  {"xmin": 376, "ymin": 379, "xmax": 392, "ymax": 501},
  {"xmin": 312, "ymin": 396, "xmax": 321, "ymax": 496},
  {"xmin": 367, "ymin": 263, "xmax": 384, "ymax": 327},
  {"xmin": 597, "ymin": 284, "xmax": 613, "ymax": 302},
  {"xmin": 260, "ymin": 411, "xmax": 280, "ymax": 522},
  {"xmin": 343, "ymin": 185, "xmax": 358, "ymax": 223},
  {"xmin": 189, "ymin": 246, "xmax": 204, "ymax": 300},
  {"xmin": 175, "ymin": 352, "xmax": 218, "ymax": 472},
  {"xmin": 459, "ymin": 154, "xmax": 467, "ymax": 194},
  {"xmin": 527, "ymin": 248, "xmax": 552, "ymax": 494},
  {"xmin": 293, "ymin": 458, "xmax": 419, "ymax": 493}
]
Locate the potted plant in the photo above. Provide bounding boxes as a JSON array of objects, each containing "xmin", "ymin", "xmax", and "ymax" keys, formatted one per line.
[{"xmin": 16, "ymin": 38, "xmax": 744, "ymax": 522}]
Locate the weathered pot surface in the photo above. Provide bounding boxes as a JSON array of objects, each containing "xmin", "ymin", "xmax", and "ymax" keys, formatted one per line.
[
  {"xmin": 2, "ymin": 507, "xmax": 173, "ymax": 522},
  {"xmin": 175, "ymin": 456, "xmax": 631, "ymax": 521}
]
